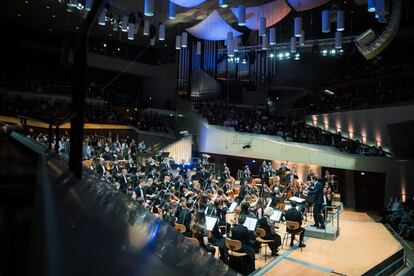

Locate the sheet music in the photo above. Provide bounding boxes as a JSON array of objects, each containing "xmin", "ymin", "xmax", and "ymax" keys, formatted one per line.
[
  {"xmin": 290, "ymin": 196, "xmax": 306, "ymax": 203},
  {"xmin": 229, "ymin": 202, "xmax": 238, "ymax": 212},
  {"xmin": 270, "ymin": 210, "xmax": 282, "ymax": 222},
  {"xmin": 205, "ymin": 216, "xmax": 218, "ymax": 231},
  {"xmin": 266, "ymin": 199, "xmax": 272, "ymax": 208},
  {"xmin": 243, "ymin": 216, "xmax": 258, "ymax": 231}
]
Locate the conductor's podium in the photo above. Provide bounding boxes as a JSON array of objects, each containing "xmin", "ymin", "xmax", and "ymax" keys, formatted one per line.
[{"xmin": 304, "ymin": 201, "xmax": 343, "ymax": 241}]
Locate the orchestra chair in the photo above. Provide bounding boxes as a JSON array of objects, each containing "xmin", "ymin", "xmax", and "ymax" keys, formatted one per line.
[
  {"xmin": 218, "ymin": 225, "xmax": 227, "ymax": 235},
  {"xmin": 282, "ymin": 221, "xmax": 303, "ymax": 252},
  {"xmin": 255, "ymin": 227, "xmax": 274, "ymax": 262},
  {"xmin": 225, "ymin": 238, "xmax": 247, "ymax": 274},
  {"xmin": 175, "ymin": 223, "xmax": 186, "ymax": 234},
  {"xmin": 186, "ymin": 237, "xmax": 200, "ymax": 247},
  {"xmin": 276, "ymin": 203, "xmax": 285, "ymax": 211}
]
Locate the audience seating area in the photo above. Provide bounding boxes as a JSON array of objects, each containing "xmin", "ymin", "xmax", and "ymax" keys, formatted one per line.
[
  {"xmin": 295, "ymin": 71, "xmax": 413, "ymax": 114},
  {"xmin": 382, "ymin": 196, "xmax": 414, "ymax": 241},
  {"xmin": 0, "ymin": 93, "xmax": 169, "ymax": 133},
  {"xmin": 194, "ymin": 101, "xmax": 390, "ymax": 157}
]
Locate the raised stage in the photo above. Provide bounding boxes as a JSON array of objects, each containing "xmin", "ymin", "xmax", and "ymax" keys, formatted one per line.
[{"xmin": 252, "ymin": 210, "xmax": 404, "ymax": 276}]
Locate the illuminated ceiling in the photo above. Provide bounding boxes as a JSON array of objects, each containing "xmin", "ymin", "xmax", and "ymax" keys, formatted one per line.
[
  {"xmin": 186, "ymin": 10, "xmax": 242, "ymax": 41},
  {"xmin": 230, "ymin": 0, "xmax": 291, "ymax": 30}
]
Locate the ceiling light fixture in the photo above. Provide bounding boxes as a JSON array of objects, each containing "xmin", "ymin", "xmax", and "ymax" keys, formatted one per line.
[{"xmin": 169, "ymin": 1, "xmax": 175, "ymax": 19}]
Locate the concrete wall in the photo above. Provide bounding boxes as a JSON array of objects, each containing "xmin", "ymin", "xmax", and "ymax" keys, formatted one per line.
[
  {"xmin": 307, "ymin": 103, "xmax": 414, "ymax": 153},
  {"xmin": 198, "ymin": 122, "xmax": 414, "ymax": 203}
]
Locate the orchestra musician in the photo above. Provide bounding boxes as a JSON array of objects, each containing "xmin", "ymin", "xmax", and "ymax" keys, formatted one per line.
[
  {"xmin": 277, "ymin": 162, "xmax": 290, "ymax": 186},
  {"xmin": 229, "ymin": 216, "xmax": 256, "ymax": 275},
  {"xmin": 258, "ymin": 207, "xmax": 282, "ymax": 256},
  {"xmin": 190, "ymin": 210, "xmax": 216, "ymax": 255},
  {"xmin": 118, "ymin": 169, "xmax": 130, "ymax": 193},
  {"xmin": 241, "ymin": 165, "xmax": 252, "ymax": 182},
  {"xmin": 176, "ymin": 198, "xmax": 193, "ymax": 237},
  {"xmin": 96, "ymin": 158, "xmax": 107, "ymax": 176},
  {"xmin": 221, "ymin": 166, "xmax": 232, "ymax": 184},
  {"xmin": 134, "ymin": 178, "xmax": 146, "ymax": 200},
  {"xmin": 284, "ymin": 201, "xmax": 306, "ymax": 247}
]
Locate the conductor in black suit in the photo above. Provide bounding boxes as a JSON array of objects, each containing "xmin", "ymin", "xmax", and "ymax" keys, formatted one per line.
[
  {"xmin": 307, "ymin": 179, "xmax": 325, "ymax": 229},
  {"xmin": 230, "ymin": 216, "xmax": 256, "ymax": 274}
]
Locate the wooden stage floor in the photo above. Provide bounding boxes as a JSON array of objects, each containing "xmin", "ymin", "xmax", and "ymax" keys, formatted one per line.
[{"xmin": 252, "ymin": 210, "xmax": 403, "ymax": 276}]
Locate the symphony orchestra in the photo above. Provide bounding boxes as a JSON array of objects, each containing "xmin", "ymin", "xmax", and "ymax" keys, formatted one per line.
[{"xmin": 76, "ymin": 133, "xmax": 337, "ymax": 274}]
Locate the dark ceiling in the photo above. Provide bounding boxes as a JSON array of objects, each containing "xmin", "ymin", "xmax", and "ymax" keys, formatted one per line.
[{"xmin": 1, "ymin": 0, "xmax": 412, "ymax": 48}]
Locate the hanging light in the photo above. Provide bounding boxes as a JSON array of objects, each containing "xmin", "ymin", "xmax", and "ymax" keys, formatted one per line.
[
  {"xmin": 219, "ymin": 0, "xmax": 228, "ymax": 8},
  {"xmin": 294, "ymin": 17, "xmax": 302, "ymax": 37},
  {"xmin": 335, "ymin": 31, "xmax": 342, "ymax": 49},
  {"xmin": 259, "ymin": 17, "xmax": 266, "ymax": 37},
  {"xmin": 122, "ymin": 16, "xmax": 128, "ymax": 32},
  {"xmin": 367, "ymin": 0, "xmax": 376, "ymax": 12},
  {"xmin": 159, "ymin": 24, "xmax": 165, "ymax": 41},
  {"xmin": 169, "ymin": 1, "xmax": 175, "ymax": 19},
  {"xmin": 262, "ymin": 36, "xmax": 268, "ymax": 50},
  {"xmin": 175, "ymin": 35, "xmax": 181, "ymax": 50},
  {"xmin": 269, "ymin": 27, "xmax": 276, "ymax": 45},
  {"xmin": 238, "ymin": 4, "xmax": 246, "ymax": 26},
  {"xmin": 150, "ymin": 37, "xmax": 155, "ymax": 46},
  {"xmin": 299, "ymin": 30, "xmax": 305, "ymax": 46},
  {"xmin": 322, "ymin": 10, "xmax": 330, "ymax": 33},
  {"xmin": 337, "ymin": 10, "xmax": 345, "ymax": 31},
  {"xmin": 144, "ymin": 0, "xmax": 154, "ymax": 17},
  {"xmin": 227, "ymin": 31, "xmax": 233, "ymax": 46},
  {"xmin": 143, "ymin": 20, "xmax": 150, "ymax": 36},
  {"xmin": 98, "ymin": 9, "xmax": 106, "ymax": 26},
  {"xmin": 234, "ymin": 37, "xmax": 239, "ymax": 52},
  {"xmin": 181, "ymin": 32, "xmax": 188, "ymax": 48},
  {"xmin": 85, "ymin": 0, "xmax": 93, "ymax": 11},
  {"xmin": 290, "ymin": 37, "xmax": 297, "ymax": 53},
  {"xmin": 227, "ymin": 41, "xmax": 234, "ymax": 57},
  {"xmin": 128, "ymin": 23, "xmax": 135, "ymax": 40},
  {"xmin": 227, "ymin": 31, "xmax": 234, "ymax": 57},
  {"xmin": 196, "ymin": 41, "xmax": 202, "ymax": 55},
  {"xmin": 69, "ymin": 0, "xmax": 78, "ymax": 8},
  {"xmin": 375, "ymin": 0, "xmax": 386, "ymax": 21}
]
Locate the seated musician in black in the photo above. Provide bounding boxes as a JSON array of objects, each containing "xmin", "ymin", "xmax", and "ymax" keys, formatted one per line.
[
  {"xmin": 284, "ymin": 201, "xmax": 306, "ymax": 247},
  {"xmin": 176, "ymin": 198, "xmax": 193, "ymax": 237},
  {"xmin": 230, "ymin": 216, "xmax": 256, "ymax": 274},
  {"xmin": 190, "ymin": 210, "xmax": 216, "ymax": 255},
  {"xmin": 258, "ymin": 207, "xmax": 282, "ymax": 256},
  {"xmin": 163, "ymin": 203, "xmax": 175, "ymax": 228}
]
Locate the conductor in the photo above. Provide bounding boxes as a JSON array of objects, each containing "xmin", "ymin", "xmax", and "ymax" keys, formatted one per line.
[{"xmin": 307, "ymin": 179, "xmax": 326, "ymax": 229}]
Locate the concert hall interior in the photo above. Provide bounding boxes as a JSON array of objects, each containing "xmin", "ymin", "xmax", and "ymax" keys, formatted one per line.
[{"xmin": 1, "ymin": 0, "xmax": 414, "ymax": 275}]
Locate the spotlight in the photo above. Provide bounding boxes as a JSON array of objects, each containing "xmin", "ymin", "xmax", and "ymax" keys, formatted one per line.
[
  {"xmin": 277, "ymin": 53, "xmax": 284, "ymax": 59},
  {"xmin": 361, "ymin": 172, "xmax": 365, "ymax": 175},
  {"xmin": 269, "ymin": 53, "xmax": 274, "ymax": 58},
  {"xmin": 241, "ymin": 59, "xmax": 247, "ymax": 64},
  {"xmin": 330, "ymin": 49, "xmax": 336, "ymax": 55},
  {"xmin": 103, "ymin": 43, "xmax": 107, "ymax": 47},
  {"xmin": 285, "ymin": 52, "xmax": 290, "ymax": 58},
  {"xmin": 321, "ymin": 49, "xmax": 328, "ymax": 56},
  {"xmin": 294, "ymin": 53, "xmax": 300, "ymax": 60}
]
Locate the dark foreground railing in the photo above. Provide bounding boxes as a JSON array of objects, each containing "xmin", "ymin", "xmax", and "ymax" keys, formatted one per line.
[{"xmin": 7, "ymin": 132, "xmax": 235, "ymax": 276}]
